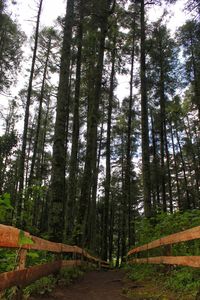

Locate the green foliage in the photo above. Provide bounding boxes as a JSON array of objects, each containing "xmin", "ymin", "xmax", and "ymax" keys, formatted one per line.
[
  {"xmin": 0, "ymin": 249, "xmax": 17, "ymax": 272},
  {"xmin": 26, "ymin": 251, "xmax": 55, "ymax": 267},
  {"xmin": 0, "ymin": 12, "xmax": 25, "ymax": 91},
  {"xmin": 126, "ymin": 264, "xmax": 158, "ymax": 281},
  {"xmin": 23, "ymin": 275, "xmax": 57, "ymax": 298},
  {"xmin": 0, "ymin": 193, "xmax": 13, "ymax": 222},
  {"xmin": 58, "ymin": 267, "xmax": 84, "ymax": 286},
  {"xmin": 1, "ymin": 286, "xmax": 18, "ymax": 300},
  {"xmin": 0, "ymin": 132, "xmax": 18, "ymax": 157},
  {"xmin": 166, "ymin": 267, "xmax": 200, "ymax": 292},
  {"xmin": 127, "ymin": 211, "xmax": 200, "ymax": 294},
  {"xmin": 22, "ymin": 267, "xmax": 84, "ymax": 298},
  {"xmin": 18, "ymin": 230, "xmax": 34, "ymax": 246},
  {"xmin": 134, "ymin": 210, "xmax": 200, "ymax": 248}
]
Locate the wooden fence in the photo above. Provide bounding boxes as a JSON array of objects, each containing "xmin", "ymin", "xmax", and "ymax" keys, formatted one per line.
[
  {"xmin": 0, "ymin": 224, "xmax": 109, "ymax": 294},
  {"xmin": 127, "ymin": 225, "xmax": 200, "ymax": 268}
]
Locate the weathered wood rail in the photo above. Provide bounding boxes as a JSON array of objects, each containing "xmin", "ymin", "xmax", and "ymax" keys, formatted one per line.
[
  {"xmin": 0, "ymin": 224, "xmax": 109, "ymax": 294},
  {"xmin": 127, "ymin": 225, "xmax": 200, "ymax": 268}
]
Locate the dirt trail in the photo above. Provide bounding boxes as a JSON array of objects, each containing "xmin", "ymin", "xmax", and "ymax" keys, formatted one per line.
[
  {"xmin": 30, "ymin": 269, "xmax": 196, "ymax": 300},
  {"xmin": 30, "ymin": 270, "xmax": 128, "ymax": 300}
]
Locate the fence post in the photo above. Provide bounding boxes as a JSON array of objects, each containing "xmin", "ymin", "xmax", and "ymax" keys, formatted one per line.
[
  {"xmin": 16, "ymin": 249, "xmax": 27, "ymax": 300},
  {"xmin": 164, "ymin": 244, "xmax": 172, "ymax": 272},
  {"xmin": 164, "ymin": 244, "xmax": 172, "ymax": 256},
  {"xmin": 54, "ymin": 244, "xmax": 62, "ymax": 273},
  {"xmin": 81, "ymin": 249, "xmax": 84, "ymax": 269},
  {"xmin": 73, "ymin": 251, "xmax": 77, "ymax": 267}
]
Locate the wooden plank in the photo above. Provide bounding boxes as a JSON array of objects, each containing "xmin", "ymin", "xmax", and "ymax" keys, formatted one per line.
[
  {"xmin": 0, "ymin": 224, "xmax": 31, "ymax": 249},
  {"xmin": 128, "ymin": 226, "xmax": 200, "ymax": 256},
  {"xmin": 0, "ymin": 261, "xmax": 62, "ymax": 291},
  {"xmin": 29, "ymin": 236, "xmax": 61, "ymax": 252},
  {"xmin": 129, "ymin": 256, "xmax": 200, "ymax": 268},
  {"xmin": 0, "ymin": 224, "xmax": 108, "ymax": 266},
  {"xmin": 61, "ymin": 260, "xmax": 82, "ymax": 267},
  {"xmin": 61, "ymin": 244, "xmax": 76, "ymax": 253},
  {"xmin": 0, "ymin": 225, "xmax": 61, "ymax": 252},
  {"xmin": 101, "ymin": 264, "xmax": 110, "ymax": 269},
  {"xmin": 0, "ymin": 225, "xmax": 77, "ymax": 253},
  {"xmin": 101, "ymin": 260, "xmax": 109, "ymax": 265},
  {"xmin": 74, "ymin": 246, "xmax": 83, "ymax": 254}
]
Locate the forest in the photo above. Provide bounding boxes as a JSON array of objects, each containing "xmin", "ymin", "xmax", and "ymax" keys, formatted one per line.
[{"xmin": 0, "ymin": 0, "xmax": 200, "ymax": 275}]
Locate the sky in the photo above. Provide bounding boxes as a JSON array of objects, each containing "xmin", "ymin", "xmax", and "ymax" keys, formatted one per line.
[{"xmin": 12, "ymin": 0, "xmax": 66, "ymax": 35}]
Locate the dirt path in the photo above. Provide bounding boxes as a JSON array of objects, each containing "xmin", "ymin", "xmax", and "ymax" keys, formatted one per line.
[
  {"xmin": 30, "ymin": 270, "xmax": 128, "ymax": 300},
  {"xmin": 30, "ymin": 269, "xmax": 196, "ymax": 300}
]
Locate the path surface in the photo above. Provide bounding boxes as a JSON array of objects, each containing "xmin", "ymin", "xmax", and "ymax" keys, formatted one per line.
[
  {"xmin": 30, "ymin": 269, "xmax": 196, "ymax": 300},
  {"xmin": 30, "ymin": 270, "xmax": 128, "ymax": 300}
]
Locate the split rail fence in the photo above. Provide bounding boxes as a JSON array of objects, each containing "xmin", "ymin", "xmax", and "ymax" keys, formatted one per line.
[
  {"xmin": 0, "ymin": 224, "xmax": 109, "ymax": 295},
  {"xmin": 127, "ymin": 225, "xmax": 200, "ymax": 268}
]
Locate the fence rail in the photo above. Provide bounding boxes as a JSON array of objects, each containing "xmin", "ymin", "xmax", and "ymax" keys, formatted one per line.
[
  {"xmin": 127, "ymin": 225, "xmax": 200, "ymax": 268},
  {"xmin": 0, "ymin": 224, "xmax": 109, "ymax": 294}
]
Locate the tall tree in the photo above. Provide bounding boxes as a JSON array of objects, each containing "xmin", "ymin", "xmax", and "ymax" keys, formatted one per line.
[
  {"xmin": 102, "ymin": 23, "xmax": 117, "ymax": 261},
  {"xmin": 179, "ymin": 20, "xmax": 200, "ymax": 119},
  {"xmin": 28, "ymin": 28, "xmax": 56, "ymax": 187},
  {"xmin": 50, "ymin": 0, "xmax": 75, "ymax": 242},
  {"xmin": 0, "ymin": 3, "xmax": 24, "ymax": 92},
  {"xmin": 140, "ymin": 0, "xmax": 152, "ymax": 217},
  {"xmin": 147, "ymin": 22, "xmax": 178, "ymax": 212},
  {"xmin": 16, "ymin": 0, "xmax": 43, "ymax": 225},
  {"xmin": 66, "ymin": 0, "xmax": 84, "ymax": 242},
  {"xmin": 78, "ymin": 0, "xmax": 115, "ymax": 247}
]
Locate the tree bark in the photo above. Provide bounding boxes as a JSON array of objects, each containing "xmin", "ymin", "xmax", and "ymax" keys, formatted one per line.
[
  {"xmin": 102, "ymin": 31, "xmax": 116, "ymax": 260},
  {"xmin": 66, "ymin": 0, "xmax": 84, "ymax": 241},
  {"xmin": 16, "ymin": 0, "xmax": 43, "ymax": 225},
  {"xmin": 29, "ymin": 34, "xmax": 52, "ymax": 187},
  {"xmin": 140, "ymin": 0, "xmax": 151, "ymax": 217},
  {"xmin": 78, "ymin": 0, "xmax": 111, "ymax": 247},
  {"xmin": 169, "ymin": 121, "xmax": 181, "ymax": 210},
  {"xmin": 50, "ymin": 0, "xmax": 74, "ymax": 242}
]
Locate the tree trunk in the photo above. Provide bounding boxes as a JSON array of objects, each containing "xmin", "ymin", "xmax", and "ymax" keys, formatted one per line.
[
  {"xmin": 78, "ymin": 0, "xmax": 111, "ymax": 247},
  {"xmin": 150, "ymin": 110, "xmax": 160, "ymax": 210},
  {"xmin": 50, "ymin": 0, "xmax": 74, "ymax": 242},
  {"xmin": 140, "ymin": 0, "xmax": 151, "ymax": 217},
  {"xmin": 164, "ymin": 121, "xmax": 173, "ymax": 213},
  {"xmin": 28, "ymin": 35, "xmax": 52, "ymax": 187},
  {"xmin": 16, "ymin": 0, "xmax": 43, "ymax": 226},
  {"xmin": 102, "ymin": 31, "xmax": 116, "ymax": 260},
  {"xmin": 175, "ymin": 126, "xmax": 191, "ymax": 210},
  {"xmin": 169, "ymin": 121, "xmax": 181, "ymax": 210},
  {"xmin": 159, "ymin": 59, "xmax": 166, "ymax": 212},
  {"xmin": 66, "ymin": 0, "xmax": 84, "ymax": 241},
  {"xmin": 185, "ymin": 116, "xmax": 200, "ymax": 205},
  {"xmin": 89, "ymin": 117, "xmax": 104, "ymax": 251}
]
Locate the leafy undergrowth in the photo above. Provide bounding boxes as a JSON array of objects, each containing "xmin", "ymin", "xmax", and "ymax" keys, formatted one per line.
[
  {"xmin": 124, "ymin": 264, "xmax": 198, "ymax": 299},
  {"xmin": 125, "ymin": 210, "xmax": 200, "ymax": 299},
  {"xmin": 1, "ymin": 264, "xmax": 95, "ymax": 299}
]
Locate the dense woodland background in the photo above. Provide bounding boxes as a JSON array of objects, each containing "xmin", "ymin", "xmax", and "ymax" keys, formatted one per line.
[{"xmin": 0, "ymin": 0, "xmax": 199, "ymax": 264}]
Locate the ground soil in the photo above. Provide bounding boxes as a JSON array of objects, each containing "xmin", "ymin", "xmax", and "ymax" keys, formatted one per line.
[{"xmin": 30, "ymin": 270, "xmax": 196, "ymax": 300}]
